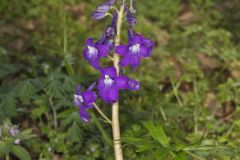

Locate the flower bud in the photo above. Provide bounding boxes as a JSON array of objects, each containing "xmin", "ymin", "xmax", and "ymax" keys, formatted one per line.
[
  {"xmin": 128, "ymin": 80, "xmax": 140, "ymax": 90},
  {"xmin": 127, "ymin": 14, "xmax": 137, "ymax": 25},
  {"xmin": 106, "ymin": 26, "xmax": 115, "ymax": 37},
  {"xmin": 14, "ymin": 138, "xmax": 21, "ymax": 144},
  {"xmin": 96, "ymin": 4, "xmax": 111, "ymax": 12},
  {"xmin": 91, "ymin": 12, "xmax": 107, "ymax": 20}
]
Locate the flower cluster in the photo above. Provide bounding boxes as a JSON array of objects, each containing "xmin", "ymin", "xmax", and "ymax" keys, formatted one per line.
[
  {"xmin": 74, "ymin": 0, "xmax": 153, "ymax": 122},
  {"xmin": 0, "ymin": 124, "xmax": 21, "ymax": 145}
]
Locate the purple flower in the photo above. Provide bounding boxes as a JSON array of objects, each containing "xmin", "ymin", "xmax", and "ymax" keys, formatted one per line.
[
  {"xmin": 9, "ymin": 126, "xmax": 19, "ymax": 137},
  {"xmin": 96, "ymin": 29, "xmax": 114, "ymax": 51},
  {"xmin": 74, "ymin": 84, "xmax": 97, "ymax": 122},
  {"xmin": 83, "ymin": 38, "xmax": 110, "ymax": 69},
  {"xmin": 97, "ymin": 67, "xmax": 140, "ymax": 103},
  {"xmin": 115, "ymin": 33, "xmax": 153, "ymax": 70}
]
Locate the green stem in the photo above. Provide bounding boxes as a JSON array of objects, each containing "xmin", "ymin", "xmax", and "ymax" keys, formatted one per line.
[
  {"xmin": 6, "ymin": 154, "xmax": 9, "ymax": 160},
  {"xmin": 63, "ymin": 12, "xmax": 74, "ymax": 76},
  {"xmin": 93, "ymin": 103, "xmax": 112, "ymax": 124},
  {"xmin": 170, "ymin": 78, "xmax": 183, "ymax": 107},
  {"xmin": 49, "ymin": 96, "xmax": 58, "ymax": 129},
  {"xmin": 185, "ymin": 151, "xmax": 204, "ymax": 160},
  {"xmin": 112, "ymin": 2, "xmax": 125, "ymax": 160}
]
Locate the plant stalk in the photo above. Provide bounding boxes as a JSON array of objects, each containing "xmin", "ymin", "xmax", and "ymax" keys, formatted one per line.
[
  {"xmin": 112, "ymin": 3, "xmax": 125, "ymax": 160},
  {"xmin": 93, "ymin": 103, "xmax": 112, "ymax": 124}
]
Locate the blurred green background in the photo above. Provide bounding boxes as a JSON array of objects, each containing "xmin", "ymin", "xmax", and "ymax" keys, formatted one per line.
[{"xmin": 0, "ymin": 0, "xmax": 240, "ymax": 159}]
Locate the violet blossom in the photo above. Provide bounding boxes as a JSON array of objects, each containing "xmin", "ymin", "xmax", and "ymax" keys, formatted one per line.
[
  {"xmin": 115, "ymin": 33, "xmax": 153, "ymax": 70},
  {"xmin": 9, "ymin": 125, "xmax": 19, "ymax": 137},
  {"xmin": 74, "ymin": 84, "xmax": 97, "ymax": 122},
  {"xmin": 83, "ymin": 38, "xmax": 109, "ymax": 70},
  {"xmin": 97, "ymin": 67, "xmax": 140, "ymax": 103}
]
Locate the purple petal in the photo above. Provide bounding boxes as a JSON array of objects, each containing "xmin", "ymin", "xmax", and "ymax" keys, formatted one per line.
[
  {"xmin": 85, "ymin": 38, "xmax": 95, "ymax": 46},
  {"xmin": 89, "ymin": 59, "xmax": 101, "ymax": 70},
  {"xmin": 83, "ymin": 48, "xmax": 101, "ymax": 70},
  {"xmin": 100, "ymin": 67, "xmax": 117, "ymax": 78},
  {"xmin": 97, "ymin": 78, "xmax": 119, "ymax": 103},
  {"xmin": 144, "ymin": 38, "xmax": 154, "ymax": 49},
  {"xmin": 145, "ymin": 38, "xmax": 154, "ymax": 56},
  {"xmin": 83, "ymin": 46, "xmax": 98, "ymax": 61},
  {"xmin": 139, "ymin": 45, "xmax": 150, "ymax": 57},
  {"xmin": 130, "ymin": 34, "xmax": 144, "ymax": 44},
  {"xmin": 128, "ymin": 79, "xmax": 141, "ymax": 90},
  {"xmin": 99, "ymin": 85, "xmax": 119, "ymax": 103},
  {"xmin": 81, "ymin": 91, "xmax": 97, "ymax": 105},
  {"xmin": 115, "ymin": 76, "xmax": 129, "ymax": 89},
  {"xmin": 97, "ymin": 78, "xmax": 105, "ymax": 90},
  {"xmin": 74, "ymin": 89, "xmax": 83, "ymax": 107},
  {"xmin": 84, "ymin": 104, "xmax": 94, "ymax": 109},
  {"xmin": 75, "ymin": 85, "xmax": 82, "ymax": 95},
  {"xmin": 87, "ymin": 82, "xmax": 97, "ymax": 91},
  {"xmin": 79, "ymin": 107, "xmax": 90, "ymax": 123},
  {"xmin": 131, "ymin": 55, "xmax": 141, "ymax": 70},
  {"xmin": 119, "ymin": 54, "xmax": 131, "ymax": 67},
  {"xmin": 83, "ymin": 47, "xmax": 91, "ymax": 61},
  {"xmin": 96, "ymin": 45, "xmax": 109, "ymax": 57},
  {"xmin": 104, "ymin": 38, "xmax": 114, "ymax": 50},
  {"xmin": 128, "ymin": 28, "xmax": 135, "ymax": 40},
  {"xmin": 91, "ymin": 12, "xmax": 107, "ymax": 20},
  {"xmin": 96, "ymin": 3, "xmax": 111, "ymax": 12},
  {"xmin": 115, "ymin": 45, "xmax": 128, "ymax": 56},
  {"xmin": 96, "ymin": 32, "xmax": 107, "ymax": 45},
  {"xmin": 108, "ymin": 85, "xmax": 119, "ymax": 102},
  {"xmin": 74, "ymin": 96, "xmax": 82, "ymax": 107}
]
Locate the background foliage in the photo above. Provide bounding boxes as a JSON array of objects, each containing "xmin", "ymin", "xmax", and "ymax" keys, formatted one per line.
[{"xmin": 0, "ymin": 0, "xmax": 240, "ymax": 159}]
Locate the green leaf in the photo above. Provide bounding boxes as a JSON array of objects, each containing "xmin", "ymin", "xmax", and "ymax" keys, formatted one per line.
[
  {"xmin": 143, "ymin": 121, "xmax": 170, "ymax": 147},
  {"xmin": 174, "ymin": 152, "xmax": 188, "ymax": 160},
  {"xmin": 0, "ymin": 94, "xmax": 17, "ymax": 121},
  {"xmin": 0, "ymin": 141, "xmax": 13, "ymax": 156},
  {"xmin": 19, "ymin": 129, "xmax": 36, "ymax": 140},
  {"xmin": 11, "ymin": 145, "xmax": 31, "ymax": 160},
  {"xmin": 0, "ymin": 63, "xmax": 22, "ymax": 79}
]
